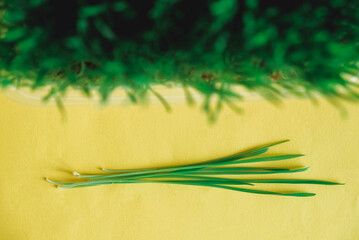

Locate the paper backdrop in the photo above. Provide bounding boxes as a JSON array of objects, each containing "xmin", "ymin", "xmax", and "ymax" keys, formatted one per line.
[{"xmin": 0, "ymin": 92, "xmax": 358, "ymax": 240}]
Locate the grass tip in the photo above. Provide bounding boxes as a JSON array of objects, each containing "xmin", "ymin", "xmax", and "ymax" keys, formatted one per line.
[
  {"xmin": 273, "ymin": 139, "xmax": 290, "ymax": 145},
  {"xmin": 101, "ymin": 168, "xmax": 113, "ymax": 172}
]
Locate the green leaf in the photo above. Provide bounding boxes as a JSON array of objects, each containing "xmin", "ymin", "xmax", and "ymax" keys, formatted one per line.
[
  {"xmin": 189, "ymin": 167, "xmax": 309, "ymax": 175},
  {"xmin": 150, "ymin": 88, "xmax": 172, "ymax": 112},
  {"xmin": 113, "ymin": 1, "xmax": 128, "ymax": 11},
  {"xmin": 240, "ymin": 179, "xmax": 343, "ymax": 185},
  {"xmin": 94, "ymin": 19, "xmax": 116, "ymax": 40},
  {"xmin": 80, "ymin": 5, "xmax": 107, "ymax": 18},
  {"xmin": 207, "ymin": 185, "xmax": 315, "ymax": 197},
  {"xmin": 235, "ymin": 154, "xmax": 305, "ymax": 164},
  {"xmin": 3, "ymin": 28, "xmax": 26, "ymax": 42}
]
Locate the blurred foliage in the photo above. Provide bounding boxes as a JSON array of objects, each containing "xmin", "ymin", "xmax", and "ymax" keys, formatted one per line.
[{"xmin": 0, "ymin": 0, "xmax": 359, "ymax": 117}]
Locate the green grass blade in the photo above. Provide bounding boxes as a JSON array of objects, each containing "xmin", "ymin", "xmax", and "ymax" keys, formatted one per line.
[
  {"xmin": 234, "ymin": 154, "xmax": 305, "ymax": 164},
  {"xmin": 188, "ymin": 167, "xmax": 309, "ymax": 175},
  {"xmin": 189, "ymin": 140, "xmax": 289, "ymax": 166},
  {"xmin": 46, "ymin": 178, "xmax": 72, "ymax": 185},
  {"xmin": 78, "ymin": 154, "xmax": 303, "ymax": 180},
  {"xmin": 136, "ymin": 179, "xmax": 315, "ymax": 197},
  {"xmin": 127, "ymin": 173, "xmax": 254, "ymax": 186},
  {"xmin": 149, "ymin": 88, "xmax": 172, "ymax": 112},
  {"xmin": 52, "ymin": 178, "xmax": 317, "ymax": 197},
  {"xmin": 191, "ymin": 167, "xmax": 291, "ymax": 171},
  {"xmin": 56, "ymin": 177, "xmax": 253, "ymax": 189},
  {"xmin": 204, "ymin": 184, "xmax": 316, "ymax": 197},
  {"xmin": 188, "ymin": 147, "xmax": 269, "ymax": 166},
  {"xmin": 99, "ymin": 147, "xmax": 269, "ymax": 175},
  {"xmin": 143, "ymin": 179, "xmax": 253, "ymax": 186},
  {"xmin": 45, "ymin": 140, "xmax": 343, "ymax": 197},
  {"xmin": 238, "ymin": 179, "xmax": 343, "ymax": 185},
  {"xmin": 57, "ymin": 179, "xmax": 137, "ymax": 189},
  {"xmin": 101, "ymin": 168, "xmax": 141, "ymax": 173},
  {"xmin": 99, "ymin": 140, "xmax": 290, "ymax": 174}
]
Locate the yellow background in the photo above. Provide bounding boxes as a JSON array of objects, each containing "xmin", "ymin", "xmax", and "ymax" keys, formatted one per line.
[{"xmin": 0, "ymin": 91, "xmax": 358, "ymax": 240}]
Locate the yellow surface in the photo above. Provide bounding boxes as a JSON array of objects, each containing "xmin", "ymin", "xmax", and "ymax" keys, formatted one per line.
[{"xmin": 0, "ymin": 92, "xmax": 358, "ymax": 240}]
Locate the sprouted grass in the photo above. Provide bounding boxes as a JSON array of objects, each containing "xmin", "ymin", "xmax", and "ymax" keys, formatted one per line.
[
  {"xmin": 46, "ymin": 140, "xmax": 343, "ymax": 197},
  {"xmin": 2, "ymin": 1, "xmax": 359, "ymax": 120}
]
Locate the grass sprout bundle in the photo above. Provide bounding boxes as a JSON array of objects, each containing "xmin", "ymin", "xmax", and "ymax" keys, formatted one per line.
[
  {"xmin": 1, "ymin": 0, "xmax": 359, "ymax": 116},
  {"xmin": 46, "ymin": 140, "xmax": 343, "ymax": 197}
]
